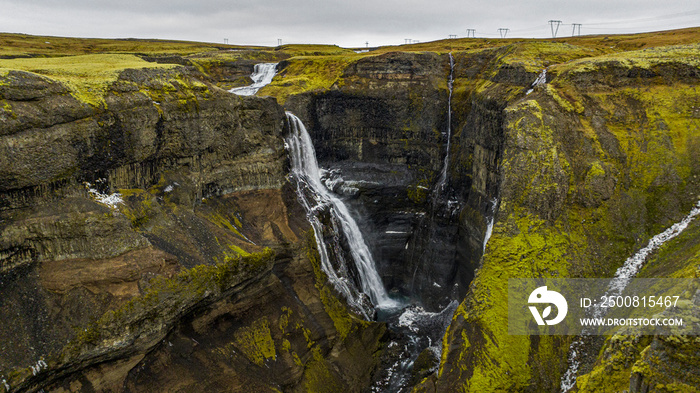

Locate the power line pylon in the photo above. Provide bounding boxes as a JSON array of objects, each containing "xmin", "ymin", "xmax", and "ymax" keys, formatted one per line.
[
  {"xmin": 548, "ymin": 20, "xmax": 562, "ymax": 38},
  {"xmin": 571, "ymin": 23, "xmax": 582, "ymax": 36},
  {"xmin": 498, "ymin": 28, "xmax": 509, "ymax": 38},
  {"xmin": 466, "ymin": 29, "xmax": 476, "ymax": 38}
]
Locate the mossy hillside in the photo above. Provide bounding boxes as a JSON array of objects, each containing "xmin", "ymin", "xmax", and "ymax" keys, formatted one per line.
[
  {"xmin": 233, "ymin": 317, "xmax": 277, "ymax": 367},
  {"xmin": 0, "ymin": 54, "xmax": 177, "ymax": 107},
  {"xmin": 576, "ymin": 217, "xmax": 700, "ymax": 392},
  {"xmin": 638, "ymin": 218, "xmax": 700, "ymax": 279},
  {"xmin": 369, "ymin": 27, "xmax": 700, "ymax": 57},
  {"xmin": 557, "ymin": 27, "xmax": 700, "ymax": 54},
  {"xmin": 551, "ymin": 43, "xmax": 700, "ymax": 91},
  {"xmin": 499, "ymin": 41, "xmax": 597, "ymax": 72},
  {"xmin": 258, "ymin": 54, "xmax": 366, "ymax": 103},
  {"xmin": 0, "ymin": 33, "xmax": 263, "ymax": 58},
  {"xmin": 436, "ymin": 43, "xmax": 700, "ymax": 390},
  {"xmin": 438, "ymin": 206, "xmax": 581, "ymax": 391},
  {"xmin": 631, "ymin": 335, "xmax": 700, "ymax": 392},
  {"xmin": 275, "ymin": 44, "xmax": 356, "ymax": 57},
  {"xmin": 576, "ymin": 335, "xmax": 654, "ymax": 392}
]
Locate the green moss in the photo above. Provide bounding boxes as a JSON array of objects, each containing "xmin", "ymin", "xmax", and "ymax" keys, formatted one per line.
[
  {"xmin": 555, "ymin": 43, "xmax": 700, "ymax": 76},
  {"xmin": 0, "ymin": 54, "xmax": 176, "ymax": 107},
  {"xmin": 276, "ymin": 44, "xmax": 355, "ymax": 57},
  {"xmin": 233, "ymin": 317, "xmax": 277, "ymax": 367},
  {"xmin": 259, "ymin": 54, "xmax": 363, "ymax": 103},
  {"xmin": 0, "ymin": 33, "xmax": 267, "ymax": 58},
  {"xmin": 577, "ymin": 335, "xmax": 653, "ymax": 392},
  {"xmin": 302, "ymin": 347, "xmax": 344, "ymax": 393},
  {"xmin": 407, "ymin": 182, "xmax": 430, "ymax": 204},
  {"xmin": 208, "ymin": 212, "xmax": 247, "ymax": 241},
  {"xmin": 304, "ymin": 231, "xmax": 355, "ymax": 340},
  {"xmin": 543, "ymin": 84, "xmax": 584, "ymax": 113},
  {"xmin": 503, "ymin": 41, "xmax": 597, "ymax": 71},
  {"xmin": 119, "ymin": 189, "xmax": 156, "ymax": 229},
  {"xmin": 638, "ymin": 217, "xmax": 700, "ymax": 279},
  {"xmin": 60, "ymin": 248, "xmax": 275, "ymax": 358}
]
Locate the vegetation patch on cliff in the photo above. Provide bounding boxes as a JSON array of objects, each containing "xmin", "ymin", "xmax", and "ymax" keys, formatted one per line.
[{"xmin": 0, "ymin": 54, "xmax": 176, "ymax": 106}]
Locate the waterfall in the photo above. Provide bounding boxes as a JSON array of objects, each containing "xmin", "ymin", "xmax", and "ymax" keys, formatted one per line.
[
  {"xmin": 560, "ymin": 199, "xmax": 700, "ymax": 392},
  {"xmin": 434, "ymin": 53, "xmax": 455, "ymax": 193},
  {"xmin": 230, "ymin": 63, "xmax": 278, "ymax": 96},
  {"xmin": 285, "ymin": 112, "xmax": 399, "ymax": 316},
  {"xmin": 526, "ymin": 68, "xmax": 547, "ymax": 95},
  {"xmin": 482, "ymin": 198, "xmax": 498, "ymax": 254}
]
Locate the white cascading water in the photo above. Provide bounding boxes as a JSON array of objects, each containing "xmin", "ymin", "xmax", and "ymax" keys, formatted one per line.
[
  {"xmin": 560, "ymin": 199, "xmax": 700, "ymax": 392},
  {"xmin": 482, "ymin": 198, "xmax": 499, "ymax": 253},
  {"xmin": 434, "ymin": 53, "xmax": 455, "ymax": 194},
  {"xmin": 230, "ymin": 63, "xmax": 278, "ymax": 96},
  {"xmin": 285, "ymin": 112, "xmax": 399, "ymax": 316},
  {"xmin": 526, "ymin": 68, "xmax": 547, "ymax": 95}
]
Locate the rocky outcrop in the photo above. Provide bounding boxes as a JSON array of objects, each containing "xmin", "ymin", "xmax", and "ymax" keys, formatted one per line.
[{"xmin": 0, "ymin": 64, "xmax": 386, "ymax": 392}]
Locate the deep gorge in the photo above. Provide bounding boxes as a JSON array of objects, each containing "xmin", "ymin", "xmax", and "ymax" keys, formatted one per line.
[{"xmin": 1, "ymin": 31, "xmax": 700, "ymax": 392}]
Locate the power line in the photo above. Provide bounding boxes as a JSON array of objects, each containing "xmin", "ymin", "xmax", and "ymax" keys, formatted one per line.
[
  {"xmin": 464, "ymin": 9, "xmax": 700, "ymax": 39},
  {"xmin": 582, "ymin": 9, "xmax": 700, "ymax": 26},
  {"xmin": 548, "ymin": 20, "xmax": 562, "ymax": 38},
  {"xmin": 572, "ymin": 23, "xmax": 582, "ymax": 36}
]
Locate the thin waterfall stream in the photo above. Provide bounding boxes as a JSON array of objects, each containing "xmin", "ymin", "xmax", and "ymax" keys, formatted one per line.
[
  {"xmin": 560, "ymin": 199, "xmax": 700, "ymax": 392},
  {"xmin": 433, "ymin": 53, "xmax": 455, "ymax": 195}
]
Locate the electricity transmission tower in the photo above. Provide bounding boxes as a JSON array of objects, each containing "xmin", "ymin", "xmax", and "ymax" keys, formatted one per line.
[
  {"xmin": 224, "ymin": 38, "xmax": 228, "ymax": 45},
  {"xmin": 498, "ymin": 28, "xmax": 509, "ymax": 38},
  {"xmin": 549, "ymin": 20, "xmax": 562, "ymax": 38},
  {"xmin": 277, "ymin": 38, "xmax": 282, "ymax": 46},
  {"xmin": 466, "ymin": 29, "xmax": 476, "ymax": 38},
  {"xmin": 449, "ymin": 34, "xmax": 457, "ymax": 39},
  {"xmin": 572, "ymin": 23, "xmax": 582, "ymax": 36}
]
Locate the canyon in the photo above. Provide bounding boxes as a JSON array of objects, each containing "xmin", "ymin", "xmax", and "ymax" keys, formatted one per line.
[{"xmin": 1, "ymin": 29, "xmax": 700, "ymax": 392}]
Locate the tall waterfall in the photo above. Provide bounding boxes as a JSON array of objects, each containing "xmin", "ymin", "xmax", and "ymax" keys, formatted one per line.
[
  {"xmin": 230, "ymin": 63, "xmax": 278, "ymax": 96},
  {"xmin": 434, "ymin": 53, "xmax": 455, "ymax": 193},
  {"xmin": 560, "ymin": 199, "xmax": 700, "ymax": 391},
  {"xmin": 285, "ymin": 112, "xmax": 399, "ymax": 317}
]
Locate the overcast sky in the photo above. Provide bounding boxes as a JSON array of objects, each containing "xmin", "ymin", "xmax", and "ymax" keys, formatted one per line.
[{"xmin": 1, "ymin": 0, "xmax": 699, "ymax": 48}]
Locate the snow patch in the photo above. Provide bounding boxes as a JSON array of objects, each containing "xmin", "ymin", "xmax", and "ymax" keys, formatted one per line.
[{"xmin": 85, "ymin": 181, "xmax": 123, "ymax": 210}]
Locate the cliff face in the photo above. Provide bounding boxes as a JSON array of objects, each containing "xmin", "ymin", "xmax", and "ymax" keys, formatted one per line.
[
  {"xmin": 2, "ymin": 31, "xmax": 700, "ymax": 393},
  {"xmin": 257, "ymin": 36, "xmax": 700, "ymax": 392},
  {"xmin": 283, "ymin": 51, "xmax": 459, "ymax": 307},
  {"xmin": 429, "ymin": 44, "xmax": 700, "ymax": 392},
  {"xmin": 0, "ymin": 62, "xmax": 385, "ymax": 392}
]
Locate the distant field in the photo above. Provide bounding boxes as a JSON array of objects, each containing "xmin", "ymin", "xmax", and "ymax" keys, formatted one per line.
[{"xmin": 3, "ymin": 27, "xmax": 699, "ymax": 59}]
